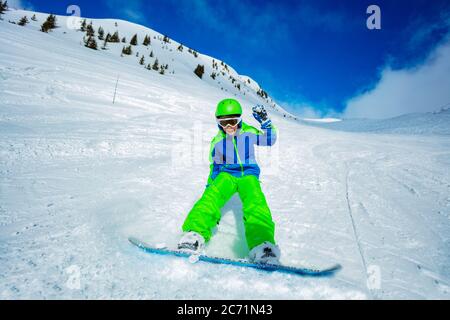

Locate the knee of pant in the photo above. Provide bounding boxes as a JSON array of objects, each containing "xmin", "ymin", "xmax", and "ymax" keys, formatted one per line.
[
  {"xmin": 242, "ymin": 192, "xmax": 268, "ymax": 210},
  {"xmin": 243, "ymin": 204, "xmax": 270, "ymax": 222},
  {"xmin": 238, "ymin": 181, "xmax": 265, "ymax": 202}
]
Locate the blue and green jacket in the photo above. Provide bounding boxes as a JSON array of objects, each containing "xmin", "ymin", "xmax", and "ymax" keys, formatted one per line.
[{"xmin": 207, "ymin": 121, "xmax": 277, "ymax": 184}]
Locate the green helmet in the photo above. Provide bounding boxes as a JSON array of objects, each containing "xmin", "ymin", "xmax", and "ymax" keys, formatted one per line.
[{"xmin": 215, "ymin": 99, "xmax": 242, "ymax": 117}]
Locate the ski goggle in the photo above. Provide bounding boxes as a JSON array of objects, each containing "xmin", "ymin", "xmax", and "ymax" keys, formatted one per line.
[{"xmin": 216, "ymin": 116, "xmax": 242, "ymax": 128}]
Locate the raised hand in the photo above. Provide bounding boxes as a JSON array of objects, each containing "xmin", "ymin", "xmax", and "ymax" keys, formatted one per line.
[{"xmin": 252, "ymin": 105, "xmax": 272, "ymax": 128}]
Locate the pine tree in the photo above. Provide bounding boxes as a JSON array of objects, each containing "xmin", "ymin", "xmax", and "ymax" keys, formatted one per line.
[
  {"xmin": 122, "ymin": 37, "xmax": 126, "ymax": 43},
  {"xmin": 31, "ymin": 14, "xmax": 37, "ymax": 21},
  {"xmin": 0, "ymin": 1, "xmax": 8, "ymax": 15},
  {"xmin": 130, "ymin": 34, "xmax": 138, "ymax": 46},
  {"xmin": 80, "ymin": 19, "xmax": 87, "ymax": 32},
  {"xmin": 139, "ymin": 55, "xmax": 145, "ymax": 65},
  {"xmin": 194, "ymin": 64, "xmax": 204, "ymax": 79},
  {"xmin": 122, "ymin": 45, "xmax": 132, "ymax": 55},
  {"xmin": 152, "ymin": 59, "xmax": 159, "ymax": 71},
  {"xmin": 159, "ymin": 66, "xmax": 165, "ymax": 75},
  {"xmin": 149, "ymin": 51, "xmax": 154, "ymax": 58},
  {"xmin": 257, "ymin": 89, "xmax": 268, "ymax": 99},
  {"xmin": 163, "ymin": 35, "xmax": 170, "ymax": 43},
  {"xmin": 98, "ymin": 27, "xmax": 104, "ymax": 40},
  {"xmin": 85, "ymin": 36, "xmax": 97, "ymax": 50},
  {"xmin": 41, "ymin": 14, "xmax": 57, "ymax": 33},
  {"xmin": 146, "ymin": 63, "xmax": 152, "ymax": 70},
  {"xmin": 18, "ymin": 16, "xmax": 29, "ymax": 26},
  {"xmin": 177, "ymin": 44, "xmax": 183, "ymax": 52},
  {"xmin": 110, "ymin": 31, "xmax": 120, "ymax": 43},
  {"xmin": 210, "ymin": 72, "xmax": 216, "ymax": 80},
  {"xmin": 86, "ymin": 22, "xmax": 95, "ymax": 37},
  {"xmin": 143, "ymin": 35, "xmax": 150, "ymax": 46},
  {"xmin": 48, "ymin": 14, "xmax": 56, "ymax": 26}
]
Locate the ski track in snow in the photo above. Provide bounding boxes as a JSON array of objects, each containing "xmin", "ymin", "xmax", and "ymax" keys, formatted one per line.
[{"xmin": 1, "ymin": 10, "xmax": 450, "ymax": 299}]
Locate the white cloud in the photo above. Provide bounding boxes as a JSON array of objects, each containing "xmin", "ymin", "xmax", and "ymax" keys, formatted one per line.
[
  {"xmin": 278, "ymin": 100, "xmax": 327, "ymax": 119},
  {"xmin": 104, "ymin": 0, "xmax": 146, "ymax": 24},
  {"xmin": 123, "ymin": 8, "xmax": 145, "ymax": 23},
  {"xmin": 343, "ymin": 38, "xmax": 450, "ymax": 119},
  {"xmin": 6, "ymin": 0, "xmax": 34, "ymax": 10}
]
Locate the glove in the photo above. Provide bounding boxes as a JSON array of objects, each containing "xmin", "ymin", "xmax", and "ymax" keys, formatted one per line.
[{"xmin": 252, "ymin": 105, "xmax": 272, "ymax": 129}]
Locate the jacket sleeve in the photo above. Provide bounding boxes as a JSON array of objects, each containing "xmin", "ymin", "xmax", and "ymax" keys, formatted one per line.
[{"xmin": 256, "ymin": 123, "xmax": 277, "ymax": 146}]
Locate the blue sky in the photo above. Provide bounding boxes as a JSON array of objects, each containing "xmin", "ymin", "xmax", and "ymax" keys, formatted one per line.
[{"xmin": 13, "ymin": 0, "xmax": 450, "ymax": 117}]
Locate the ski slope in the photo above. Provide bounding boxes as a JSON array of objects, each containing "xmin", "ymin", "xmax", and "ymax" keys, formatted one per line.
[{"xmin": 1, "ymin": 9, "xmax": 449, "ymax": 299}]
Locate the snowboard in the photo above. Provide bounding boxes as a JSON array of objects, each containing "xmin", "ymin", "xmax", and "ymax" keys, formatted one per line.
[{"xmin": 129, "ymin": 237, "xmax": 342, "ymax": 277}]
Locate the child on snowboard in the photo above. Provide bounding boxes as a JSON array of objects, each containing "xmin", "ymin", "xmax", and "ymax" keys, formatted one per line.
[{"xmin": 179, "ymin": 99, "xmax": 280, "ymax": 264}]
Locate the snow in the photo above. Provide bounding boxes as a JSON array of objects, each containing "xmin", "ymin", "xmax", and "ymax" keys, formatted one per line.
[
  {"xmin": 302, "ymin": 118, "xmax": 342, "ymax": 123},
  {"xmin": 1, "ymin": 9, "xmax": 449, "ymax": 299},
  {"xmin": 304, "ymin": 109, "xmax": 450, "ymax": 135}
]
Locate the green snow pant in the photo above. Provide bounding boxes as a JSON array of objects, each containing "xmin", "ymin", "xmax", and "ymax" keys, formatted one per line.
[{"xmin": 182, "ymin": 172, "xmax": 276, "ymax": 250}]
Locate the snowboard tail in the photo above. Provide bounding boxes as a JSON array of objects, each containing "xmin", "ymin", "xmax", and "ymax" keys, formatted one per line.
[{"xmin": 128, "ymin": 237, "xmax": 341, "ymax": 277}]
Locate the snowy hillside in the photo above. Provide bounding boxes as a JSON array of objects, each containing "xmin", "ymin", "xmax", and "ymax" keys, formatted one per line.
[
  {"xmin": 303, "ymin": 108, "xmax": 450, "ymax": 136},
  {"xmin": 1, "ymin": 9, "xmax": 449, "ymax": 299},
  {"xmin": 0, "ymin": 9, "xmax": 294, "ymax": 119}
]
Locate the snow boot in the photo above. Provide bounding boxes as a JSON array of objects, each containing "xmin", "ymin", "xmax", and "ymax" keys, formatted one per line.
[
  {"xmin": 177, "ymin": 231, "xmax": 205, "ymax": 253},
  {"xmin": 249, "ymin": 241, "xmax": 281, "ymax": 265}
]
